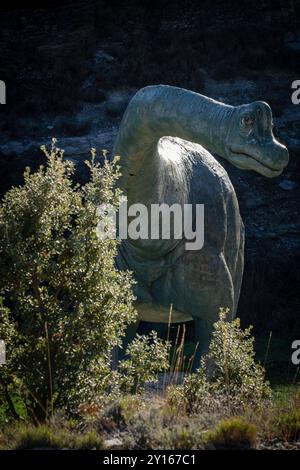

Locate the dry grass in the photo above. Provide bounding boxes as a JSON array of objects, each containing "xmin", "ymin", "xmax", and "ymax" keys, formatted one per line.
[
  {"xmin": 0, "ymin": 423, "xmax": 104, "ymax": 450},
  {"xmin": 1, "ymin": 386, "xmax": 300, "ymax": 450}
]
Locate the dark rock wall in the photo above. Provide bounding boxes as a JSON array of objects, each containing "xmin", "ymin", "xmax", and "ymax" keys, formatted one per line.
[{"xmin": 0, "ymin": 0, "xmax": 299, "ymax": 336}]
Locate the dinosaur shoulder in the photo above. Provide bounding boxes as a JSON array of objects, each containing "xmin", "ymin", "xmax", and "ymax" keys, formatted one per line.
[{"xmin": 156, "ymin": 136, "xmax": 234, "ymax": 201}]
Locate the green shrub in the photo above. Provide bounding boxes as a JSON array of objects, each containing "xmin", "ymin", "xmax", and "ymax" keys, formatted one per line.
[
  {"xmin": 159, "ymin": 425, "xmax": 204, "ymax": 450},
  {"xmin": 0, "ymin": 140, "xmax": 136, "ymax": 420},
  {"xmin": 184, "ymin": 308, "xmax": 272, "ymax": 413},
  {"xmin": 276, "ymin": 409, "xmax": 300, "ymax": 442},
  {"xmin": 206, "ymin": 417, "xmax": 257, "ymax": 449},
  {"xmin": 164, "ymin": 385, "xmax": 187, "ymax": 417},
  {"xmin": 103, "ymin": 395, "xmax": 141, "ymax": 427},
  {"xmin": 118, "ymin": 331, "xmax": 170, "ymax": 393}
]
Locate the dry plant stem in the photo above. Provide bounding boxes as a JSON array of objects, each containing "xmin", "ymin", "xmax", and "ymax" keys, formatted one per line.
[
  {"xmin": 263, "ymin": 331, "xmax": 272, "ymax": 369},
  {"xmin": 170, "ymin": 325, "xmax": 181, "ymax": 375},
  {"xmin": 187, "ymin": 342, "xmax": 199, "ymax": 375},
  {"xmin": 45, "ymin": 321, "xmax": 53, "ymax": 416},
  {"xmin": 163, "ymin": 304, "xmax": 173, "ymax": 391}
]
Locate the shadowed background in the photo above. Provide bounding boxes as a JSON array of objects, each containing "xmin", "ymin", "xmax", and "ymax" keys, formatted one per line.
[{"xmin": 0, "ymin": 0, "xmax": 299, "ymax": 339}]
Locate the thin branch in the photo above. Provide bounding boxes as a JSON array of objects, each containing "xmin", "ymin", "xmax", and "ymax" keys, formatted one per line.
[
  {"xmin": 44, "ymin": 321, "xmax": 53, "ymax": 416},
  {"xmin": 0, "ymin": 371, "xmax": 21, "ymax": 421}
]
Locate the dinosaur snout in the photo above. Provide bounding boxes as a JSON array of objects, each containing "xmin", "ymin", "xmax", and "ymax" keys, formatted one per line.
[
  {"xmin": 268, "ymin": 140, "xmax": 289, "ymax": 171},
  {"xmin": 227, "ymin": 138, "xmax": 289, "ymax": 178},
  {"xmin": 248, "ymin": 138, "xmax": 289, "ymax": 175}
]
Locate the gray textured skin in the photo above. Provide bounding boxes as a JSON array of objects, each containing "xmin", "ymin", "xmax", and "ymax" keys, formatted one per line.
[{"xmin": 114, "ymin": 85, "xmax": 289, "ymax": 363}]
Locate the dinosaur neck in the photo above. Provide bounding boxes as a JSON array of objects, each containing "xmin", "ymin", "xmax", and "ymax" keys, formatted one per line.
[{"xmin": 114, "ymin": 85, "xmax": 234, "ymax": 204}]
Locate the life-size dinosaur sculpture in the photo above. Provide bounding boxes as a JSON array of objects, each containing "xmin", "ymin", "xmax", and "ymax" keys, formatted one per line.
[{"xmin": 114, "ymin": 85, "xmax": 289, "ymax": 365}]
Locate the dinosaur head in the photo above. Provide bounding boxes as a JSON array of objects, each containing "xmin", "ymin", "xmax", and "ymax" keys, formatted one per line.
[{"xmin": 223, "ymin": 101, "xmax": 288, "ymax": 177}]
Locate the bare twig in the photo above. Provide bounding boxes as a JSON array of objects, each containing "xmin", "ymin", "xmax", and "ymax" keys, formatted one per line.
[{"xmin": 45, "ymin": 321, "xmax": 53, "ymax": 416}]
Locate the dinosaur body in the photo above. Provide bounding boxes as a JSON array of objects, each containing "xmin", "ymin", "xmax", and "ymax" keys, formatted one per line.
[{"xmin": 114, "ymin": 85, "xmax": 289, "ymax": 363}]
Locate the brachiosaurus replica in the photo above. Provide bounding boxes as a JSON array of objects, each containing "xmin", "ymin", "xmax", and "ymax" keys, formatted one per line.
[{"xmin": 114, "ymin": 85, "xmax": 289, "ymax": 365}]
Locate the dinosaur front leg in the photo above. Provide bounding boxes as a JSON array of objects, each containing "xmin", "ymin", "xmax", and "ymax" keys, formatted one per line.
[{"xmin": 151, "ymin": 247, "xmax": 235, "ymax": 370}]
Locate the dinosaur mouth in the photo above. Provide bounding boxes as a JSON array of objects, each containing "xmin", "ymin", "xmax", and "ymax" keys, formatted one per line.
[{"xmin": 228, "ymin": 148, "xmax": 283, "ymax": 177}]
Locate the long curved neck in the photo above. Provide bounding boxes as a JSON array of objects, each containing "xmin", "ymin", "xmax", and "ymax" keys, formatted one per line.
[{"xmin": 114, "ymin": 85, "xmax": 234, "ymax": 202}]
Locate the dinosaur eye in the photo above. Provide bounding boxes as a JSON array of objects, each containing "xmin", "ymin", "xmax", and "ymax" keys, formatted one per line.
[{"xmin": 241, "ymin": 115, "xmax": 254, "ymax": 126}]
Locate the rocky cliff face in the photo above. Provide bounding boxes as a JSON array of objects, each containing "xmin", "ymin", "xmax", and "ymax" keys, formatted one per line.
[{"xmin": 0, "ymin": 0, "xmax": 299, "ymax": 336}]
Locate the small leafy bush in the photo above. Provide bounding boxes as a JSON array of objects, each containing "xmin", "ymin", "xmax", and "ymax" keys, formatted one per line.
[
  {"xmin": 206, "ymin": 417, "xmax": 257, "ymax": 450},
  {"xmin": 164, "ymin": 385, "xmax": 187, "ymax": 417},
  {"xmin": 159, "ymin": 425, "xmax": 204, "ymax": 450},
  {"xmin": 184, "ymin": 308, "xmax": 272, "ymax": 413},
  {"xmin": 118, "ymin": 331, "xmax": 170, "ymax": 393},
  {"xmin": 0, "ymin": 140, "xmax": 136, "ymax": 420}
]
